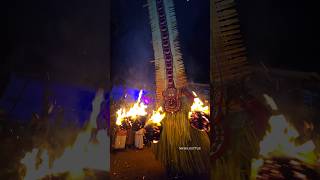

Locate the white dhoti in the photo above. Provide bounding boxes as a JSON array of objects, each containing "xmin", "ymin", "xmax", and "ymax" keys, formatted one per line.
[{"xmin": 135, "ymin": 128, "xmax": 145, "ymax": 149}]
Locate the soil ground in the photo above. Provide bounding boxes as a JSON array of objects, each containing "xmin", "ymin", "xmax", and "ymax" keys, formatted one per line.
[{"xmin": 110, "ymin": 147, "xmax": 167, "ymax": 180}]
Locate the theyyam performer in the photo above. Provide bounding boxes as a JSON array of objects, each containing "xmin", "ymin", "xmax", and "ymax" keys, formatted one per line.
[{"xmin": 147, "ymin": 0, "xmax": 210, "ymax": 176}]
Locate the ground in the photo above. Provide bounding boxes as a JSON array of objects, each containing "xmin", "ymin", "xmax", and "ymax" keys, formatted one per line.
[{"xmin": 110, "ymin": 147, "xmax": 167, "ymax": 180}]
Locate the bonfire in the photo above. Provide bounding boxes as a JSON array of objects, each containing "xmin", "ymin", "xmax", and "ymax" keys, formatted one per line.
[
  {"xmin": 20, "ymin": 89, "xmax": 109, "ymax": 180},
  {"xmin": 251, "ymin": 94, "xmax": 320, "ymax": 179}
]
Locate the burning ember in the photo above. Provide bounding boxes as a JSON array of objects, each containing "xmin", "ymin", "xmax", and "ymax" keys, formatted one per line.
[
  {"xmin": 251, "ymin": 95, "xmax": 319, "ymax": 179},
  {"xmin": 188, "ymin": 91, "xmax": 210, "ymax": 132},
  {"xmin": 20, "ymin": 89, "xmax": 109, "ymax": 180},
  {"xmin": 116, "ymin": 90, "xmax": 147, "ymax": 129},
  {"xmin": 145, "ymin": 107, "xmax": 165, "ymax": 143}
]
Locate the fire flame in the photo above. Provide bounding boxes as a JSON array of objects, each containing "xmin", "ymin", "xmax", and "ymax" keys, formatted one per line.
[
  {"xmin": 116, "ymin": 90, "xmax": 147, "ymax": 126},
  {"xmin": 259, "ymin": 115, "xmax": 316, "ymax": 161},
  {"xmin": 20, "ymin": 89, "xmax": 109, "ymax": 179},
  {"xmin": 147, "ymin": 107, "xmax": 165, "ymax": 126},
  {"xmin": 251, "ymin": 95, "xmax": 317, "ymax": 179},
  {"xmin": 189, "ymin": 91, "xmax": 209, "ymax": 118}
]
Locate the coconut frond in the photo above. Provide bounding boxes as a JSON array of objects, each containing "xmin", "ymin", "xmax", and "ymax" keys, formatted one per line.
[
  {"xmin": 163, "ymin": 0, "xmax": 187, "ymax": 89},
  {"xmin": 210, "ymin": 116, "xmax": 260, "ymax": 180},
  {"xmin": 147, "ymin": 0, "xmax": 209, "ymax": 175},
  {"xmin": 212, "ymin": 0, "xmax": 251, "ymax": 84},
  {"xmin": 147, "ymin": 0, "xmax": 187, "ymax": 104},
  {"xmin": 147, "ymin": 0, "xmax": 166, "ymax": 104},
  {"xmin": 152, "ymin": 97, "xmax": 210, "ymax": 175}
]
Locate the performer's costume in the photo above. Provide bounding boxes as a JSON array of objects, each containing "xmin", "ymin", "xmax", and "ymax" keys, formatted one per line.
[
  {"xmin": 210, "ymin": 0, "xmax": 261, "ymax": 179},
  {"xmin": 147, "ymin": 0, "xmax": 210, "ymax": 175}
]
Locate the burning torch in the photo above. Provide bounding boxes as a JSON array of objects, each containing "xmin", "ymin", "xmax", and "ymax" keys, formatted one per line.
[
  {"xmin": 115, "ymin": 90, "xmax": 148, "ymax": 130},
  {"xmin": 144, "ymin": 107, "xmax": 165, "ymax": 143},
  {"xmin": 188, "ymin": 91, "xmax": 210, "ymax": 132}
]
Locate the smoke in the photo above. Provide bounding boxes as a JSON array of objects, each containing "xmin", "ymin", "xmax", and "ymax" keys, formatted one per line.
[
  {"xmin": 111, "ymin": 0, "xmax": 154, "ymax": 89},
  {"xmin": 111, "ymin": 0, "xmax": 210, "ymax": 88}
]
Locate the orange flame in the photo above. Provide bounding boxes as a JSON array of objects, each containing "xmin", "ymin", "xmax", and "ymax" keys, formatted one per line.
[
  {"xmin": 116, "ymin": 90, "xmax": 147, "ymax": 126},
  {"xmin": 188, "ymin": 91, "xmax": 209, "ymax": 118},
  {"xmin": 20, "ymin": 89, "xmax": 109, "ymax": 179},
  {"xmin": 146, "ymin": 107, "xmax": 165, "ymax": 126},
  {"xmin": 250, "ymin": 95, "xmax": 317, "ymax": 179}
]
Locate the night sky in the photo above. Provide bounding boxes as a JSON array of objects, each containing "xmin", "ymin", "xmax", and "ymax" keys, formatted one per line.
[
  {"xmin": 111, "ymin": 0, "xmax": 210, "ymax": 88},
  {"xmin": 4, "ymin": 0, "xmax": 110, "ymax": 89},
  {"xmin": 3, "ymin": 0, "xmax": 319, "ymax": 95},
  {"xmin": 236, "ymin": 0, "xmax": 319, "ymax": 72}
]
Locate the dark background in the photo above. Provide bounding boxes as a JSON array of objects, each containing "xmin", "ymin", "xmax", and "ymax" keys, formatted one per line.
[
  {"xmin": 3, "ymin": 0, "xmax": 110, "ymax": 93},
  {"xmin": 2, "ymin": 0, "xmax": 319, "ymax": 96},
  {"xmin": 111, "ymin": 0, "xmax": 210, "ymax": 88},
  {"xmin": 236, "ymin": 0, "xmax": 319, "ymax": 72}
]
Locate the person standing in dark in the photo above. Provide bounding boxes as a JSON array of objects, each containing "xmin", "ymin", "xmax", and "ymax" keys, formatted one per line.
[{"xmin": 126, "ymin": 125, "xmax": 134, "ymax": 149}]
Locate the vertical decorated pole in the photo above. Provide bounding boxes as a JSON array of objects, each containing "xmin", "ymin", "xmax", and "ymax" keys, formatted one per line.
[{"xmin": 147, "ymin": 0, "xmax": 210, "ymax": 176}]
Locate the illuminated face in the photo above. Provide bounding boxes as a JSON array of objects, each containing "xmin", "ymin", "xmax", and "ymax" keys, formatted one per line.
[
  {"xmin": 167, "ymin": 88, "xmax": 176, "ymax": 97},
  {"xmin": 168, "ymin": 98, "xmax": 176, "ymax": 106},
  {"xmin": 162, "ymin": 87, "xmax": 181, "ymax": 113}
]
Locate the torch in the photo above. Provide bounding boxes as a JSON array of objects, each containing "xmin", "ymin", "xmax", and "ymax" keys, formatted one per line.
[
  {"xmin": 188, "ymin": 91, "xmax": 210, "ymax": 132},
  {"xmin": 144, "ymin": 107, "xmax": 165, "ymax": 143},
  {"xmin": 115, "ymin": 90, "xmax": 148, "ymax": 129},
  {"xmin": 116, "ymin": 109, "xmax": 130, "ymax": 130}
]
